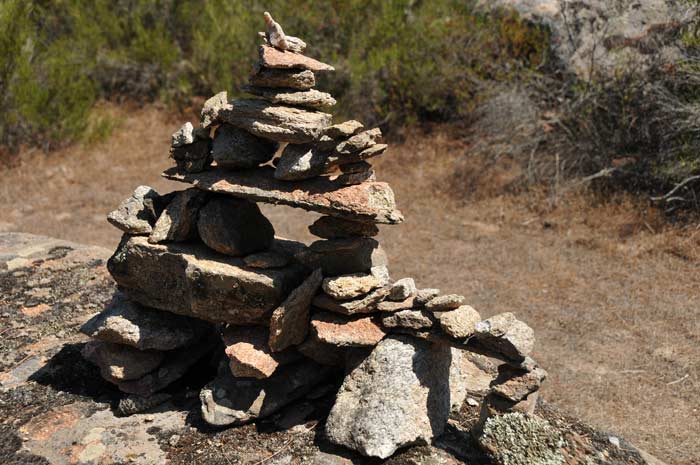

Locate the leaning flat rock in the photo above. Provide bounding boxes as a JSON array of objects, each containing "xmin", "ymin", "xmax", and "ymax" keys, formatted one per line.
[
  {"xmin": 108, "ymin": 235, "xmax": 306, "ymax": 325},
  {"xmin": 82, "ymin": 340, "xmax": 164, "ymax": 382},
  {"xmin": 107, "ymin": 185, "xmax": 163, "ymax": 235},
  {"xmin": 268, "ymin": 269, "xmax": 323, "ymax": 352},
  {"xmin": 219, "ymin": 98, "xmax": 332, "ymax": 143},
  {"xmin": 242, "ymin": 86, "xmax": 337, "ymax": 109},
  {"xmin": 310, "ymin": 312, "xmax": 386, "ymax": 347},
  {"xmin": 163, "ymin": 166, "xmax": 403, "ymax": 224},
  {"xmin": 211, "ymin": 124, "xmax": 278, "ymax": 169},
  {"xmin": 308, "ymin": 216, "xmax": 379, "ymax": 239},
  {"xmin": 323, "ymin": 120, "xmax": 364, "ymax": 139},
  {"xmin": 223, "ymin": 326, "xmax": 299, "ymax": 379},
  {"xmin": 200, "ymin": 359, "xmax": 333, "ymax": 426},
  {"xmin": 249, "ymin": 67, "xmax": 316, "ymax": 90},
  {"xmin": 325, "ymin": 336, "xmax": 456, "ymax": 459},
  {"xmin": 313, "ymin": 286, "xmax": 389, "ymax": 316},
  {"xmin": 80, "ymin": 292, "xmax": 209, "ymax": 350},
  {"xmin": 295, "ymin": 237, "xmax": 388, "ymax": 275},
  {"xmin": 259, "ymin": 45, "xmax": 335, "ymax": 72},
  {"xmin": 148, "ymin": 188, "xmax": 206, "ymax": 244},
  {"xmin": 474, "ymin": 312, "xmax": 535, "ymax": 362}
]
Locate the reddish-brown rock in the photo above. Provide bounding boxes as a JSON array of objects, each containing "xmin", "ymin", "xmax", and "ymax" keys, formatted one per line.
[
  {"xmin": 310, "ymin": 312, "xmax": 386, "ymax": 347},
  {"xmin": 223, "ymin": 326, "xmax": 299, "ymax": 379},
  {"xmin": 259, "ymin": 45, "xmax": 335, "ymax": 72}
]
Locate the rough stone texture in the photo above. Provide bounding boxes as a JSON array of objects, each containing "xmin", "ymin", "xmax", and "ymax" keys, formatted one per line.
[
  {"xmin": 200, "ymin": 358, "xmax": 332, "ymax": 426},
  {"xmin": 200, "ymin": 91, "xmax": 231, "ymax": 128},
  {"xmin": 296, "ymin": 237, "xmax": 388, "ymax": 275},
  {"xmin": 169, "ymin": 137, "xmax": 212, "ymax": 173},
  {"xmin": 117, "ymin": 393, "xmax": 172, "ymax": 416},
  {"xmin": 268, "ymin": 268, "xmax": 323, "ymax": 352},
  {"xmin": 163, "ymin": 165, "xmax": 404, "ymax": 224},
  {"xmin": 80, "ymin": 292, "xmax": 209, "ymax": 350},
  {"xmin": 249, "ymin": 67, "xmax": 316, "ymax": 90},
  {"xmin": 339, "ymin": 161, "xmax": 372, "ymax": 174},
  {"xmin": 148, "ymin": 188, "xmax": 206, "ymax": 244},
  {"xmin": 263, "ymin": 12, "xmax": 290, "ymax": 51},
  {"xmin": 243, "ymin": 251, "xmax": 290, "ymax": 269},
  {"xmin": 220, "ymin": 98, "xmax": 332, "ymax": 143},
  {"xmin": 107, "ymin": 185, "xmax": 163, "ymax": 235},
  {"xmin": 425, "ymin": 294, "xmax": 465, "ymax": 312},
  {"xmin": 415, "ymin": 288, "xmax": 440, "ymax": 307},
  {"xmin": 377, "ymin": 296, "xmax": 415, "ymax": 312},
  {"xmin": 388, "ymin": 277, "xmax": 416, "ymax": 301},
  {"xmin": 108, "ymin": 235, "xmax": 306, "ymax": 325},
  {"xmin": 333, "ymin": 144, "xmax": 388, "ymax": 166},
  {"xmin": 212, "ymin": 124, "xmax": 278, "ymax": 169},
  {"xmin": 381, "ymin": 309, "xmax": 434, "ymax": 331},
  {"xmin": 336, "ymin": 170, "xmax": 375, "ymax": 186},
  {"xmin": 259, "ymin": 44, "xmax": 335, "ymax": 72},
  {"xmin": 308, "ymin": 216, "xmax": 379, "ymax": 239},
  {"xmin": 335, "ymin": 128, "xmax": 382, "ymax": 155},
  {"xmin": 474, "ymin": 312, "xmax": 535, "ymax": 361},
  {"xmin": 309, "ymin": 312, "xmax": 386, "ymax": 347},
  {"xmin": 274, "ymin": 143, "xmax": 330, "ymax": 181},
  {"xmin": 223, "ymin": 326, "xmax": 299, "ymax": 379},
  {"xmin": 492, "ymin": 365, "xmax": 548, "ymax": 402},
  {"xmin": 438, "ymin": 305, "xmax": 482, "ymax": 339},
  {"xmin": 171, "ymin": 121, "xmax": 208, "ymax": 147},
  {"xmin": 313, "ymin": 286, "xmax": 389, "ymax": 316},
  {"xmin": 197, "ymin": 196, "xmax": 275, "ymax": 256},
  {"xmin": 242, "ymin": 86, "xmax": 337, "ymax": 109},
  {"xmin": 325, "ymin": 336, "xmax": 456, "ymax": 458},
  {"xmin": 323, "ymin": 120, "xmax": 364, "ymax": 139},
  {"xmin": 81, "ymin": 340, "xmax": 164, "ymax": 382},
  {"xmin": 322, "ymin": 273, "xmax": 380, "ymax": 300}
]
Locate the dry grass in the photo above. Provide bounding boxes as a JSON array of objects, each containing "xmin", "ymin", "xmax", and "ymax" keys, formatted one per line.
[{"xmin": 1, "ymin": 105, "xmax": 699, "ymax": 464}]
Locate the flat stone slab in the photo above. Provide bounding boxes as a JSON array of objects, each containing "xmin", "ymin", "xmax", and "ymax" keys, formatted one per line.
[
  {"xmin": 163, "ymin": 166, "xmax": 404, "ymax": 224},
  {"xmin": 259, "ymin": 45, "xmax": 335, "ymax": 72}
]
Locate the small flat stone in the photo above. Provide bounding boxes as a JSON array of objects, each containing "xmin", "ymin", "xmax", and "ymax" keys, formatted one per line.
[
  {"xmin": 308, "ymin": 216, "xmax": 379, "ymax": 239},
  {"xmin": 438, "ymin": 305, "xmax": 482, "ymax": 339},
  {"xmin": 322, "ymin": 273, "xmax": 380, "ymax": 300},
  {"xmin": 335, "ymin": 129, "xmax": 382, "ymax": 155},
  {"xmin": 491, "ymin": 365, "xmax": 547, "ymax": 402},
  {"xmin": 474, "ymin": 313, "xmax": 535, "ymax": 361},
  {"xmin": 310, "ymin": 312, "xmax": 386, "ymax": 347},
  {"xmin": 242, "ymin": 86, "xmax": 336, "ymax": 109},
  {"xmin": 414, "ymin": 288, "xmax": 440, "ymax": 306},
  {"xmin": 197, "ymin": 196, "xmax": 274, "ymax": 256},
  {"xmin": 336, "ymin": 170, "xmax": 375, "ymax": 186},
  {"xmin": 148, "ymin": 188, "xmax": 206, "ymax": 244},
  {"xmin": 169, "ymin": 137, "xmax": 212, "ymax": 173},
  {"xmin": 249, "ymin": 67, "xmax": 315, "ymax": 90},
  {"xmin": 381, "ymin": 309, "xmax": 434, "ymax": 330},
  {"xmin": 274, "ymin": 144, "xmax": 329, "ymax": 181},
  {"xmin": 376, "ymin": 296, "xmax": 415, "ymax": 312},
  {"xmin": 200, "ymin": 91, "xmax": 231, "ymax": 128},
  {"xmin": 388, "ymin": 278, "xmax": 416, "ymax": 301},
  {"xmin": 107, "ymin": 186, "xmax": 164, "ymax": 235},
  {"xmin": 82, "ymin": 341, "xmax": 164, "ymax": 382},
  {"xmin": 323, "ymin": 121, "xmax": 364, "ymax": 139},
  {"xmin": 295, "ymin": 237, "xmax": 388, "ymax": 275},
  {"xmin": 269, "ymin": 269, "xmax": 324, "ymax": 352},
  {"xmin": 212, "ymin": 124, "xmax": 278, "ymax": 169},
  {"xmin": 243, "ymin": 251, "xmax": 290, "ymax": 269},
  {"xmin": 259, "ymin": 44, "xmax": 334, "ymax": 72},
  {"xmin": 313, "ymin": 286, "xmax": 389, "ymax": 316},
  {"xmin": 223, "ymin": 326, "xmax": 299, "ymax": 379},
  {"xmin": 425, "ymin": 294, "xmax": 465, "ymax": 312}
]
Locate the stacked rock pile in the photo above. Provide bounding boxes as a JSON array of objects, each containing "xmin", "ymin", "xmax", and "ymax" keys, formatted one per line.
[{"xmin": 82, "ymin": 12, "xmax": 547, "ymax": 460}]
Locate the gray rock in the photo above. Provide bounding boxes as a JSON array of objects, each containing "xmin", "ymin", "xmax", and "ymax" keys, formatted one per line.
[
  {"xmin": 322, "ymin": 273, "xmax": 381, "ymax": 300},
  {"xmin": 81, "ymin": 340, "xmax": 164, "ymax": 382},
  {"xmin": 414, "ymin": 288, "xmax": 440, "ymax": 307},
  {"xmin": 274, "ymin": 144, "xmax": 330, "ymax": 181},
  {"xmin": 108, "ymin": 235, "xmax": 307, "ymax": 325},
  {"xmin": 438, "ymin": 305, "xmax": 482, "ymax": 339},
  {"xmin": 381, "ymin": 309, "xmax": 434, "ymax": 331},
  {"xmin": 211, "ymin": 124, "xmax": 278, "ymax": 169},
  {"xmin": 171, "ymin": 122, "xmax": 207, "ymax": 147},
  {"xmin": 243, "ymin": 251, "xmax": 290, "ymax": 269},
  {"xmin": 336, "ymin": 170, "xmax": 375, "ymax": 186},
  {"xmin": 200, "ymin": 358, "xmax": 332, "ymax": 426},
  {"xmin": 425, "ymin": 294, "xmax": 465, "ymax": 312},
  {"xmin": 388, "ymin": 278, "xmax": 417, "ymax": 301},
  {"xmin": 323, "ymin": 120, "xmax": 364, "ymax": 139},
  {"xmin": 325, "ymin": 336, "xmax": 457, "ymax": 458},
  {"xmin": 223, "ymin": 326, "xmax": 300, "ymax": 379},
  {"xmin": 335, "ymin": 128, "xmax": 382, "ymax": 155},
  {"xmin": 308, "ymin": 216, "xmax": 379, "ymax": 239},
  {"xmin": 249, "ymin": 67, "xmax": 315, "ymax": 90},
  {"xmin": 197, "ymin": 196, "xmax": 274, "ymax": 256},
  {"xmin": 80, "ymin": 292, "xmax": 209, "ymax": 350},
  {"xmin": 309, "ymin": 312, "xmax": 386, "ymax": 347},
  {"xmin": 242, "ymin": 86, "xmax": 336, "ymax": 109},
  {"xmin": 200, "ymin": 91, "xmax": 232, "ymax": 128},
  {"xmin": 474, "ymin": 312, "xmax": 535, "ymax": 361},
  {"xmin": 313, "ymin": 286, "xmax": 389, "ymax": 316},
  {"xmin": 295, "ymin": 237, "xmax": 388, "ymax": 276},
  {"xmin": 268, "ymin": 269, "xmax": 324, "ymax": 352},
  {"xmin": 219, "ymin": 98, "xmax": 332, "ymax": 144},
  {"xmin": 339, "ymin": 161, "xmax": 372, "ymax": 174},
  {"xmin": 332, "ymin": 144, "xmax": 388, "ymax": 166},
  {"xmin": 107, "ymin": 186, "xmax": 162, "ymax": 235},
  {"xmin": 169, "ymin": 137, "xmax": 212, "ymax": 173},
  {"xmin": 259, "ymin": 44, "xmax": 335, "ymax": 72},
  {"xmin": 491, "ymin": 365, "xmax": 547, "ymax": 402},
  {"xmin": 149, "ymin": 188, "xmax": 206, "ymax": 244}
]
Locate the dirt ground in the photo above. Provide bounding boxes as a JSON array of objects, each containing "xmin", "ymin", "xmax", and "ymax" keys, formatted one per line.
[{"xmin": 1, "ymin": 104, "xmax": 698, "ymax": 464}]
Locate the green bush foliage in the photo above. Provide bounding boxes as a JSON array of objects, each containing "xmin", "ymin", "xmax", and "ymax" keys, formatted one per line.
[{"xmin": 0, "ymin": 0, "xmax": 549, "ymax": 152}]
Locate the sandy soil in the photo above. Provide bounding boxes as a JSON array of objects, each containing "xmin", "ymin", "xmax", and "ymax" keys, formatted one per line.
[{"xmin": 1, "ymin": 104, "xmax": 698, "ymax": 464}]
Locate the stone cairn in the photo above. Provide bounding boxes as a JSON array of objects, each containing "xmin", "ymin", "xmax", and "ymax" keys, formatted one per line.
[{"xmin": 81, "ymin": 12, "xmax": 547, "ymax": 460}]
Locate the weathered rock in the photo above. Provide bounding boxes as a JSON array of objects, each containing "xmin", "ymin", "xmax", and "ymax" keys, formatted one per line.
[
  {"xmin": 296, "ymin": 237, "xmax": 388, "ymax": 275},
  {"xmin": 450, "ymin": 350, "xmax": 498, "ymax": 399},
  {"xmin": 107, "ymin": 185, "xmax": 163, "ymax": 235},
  {"xmin": 313, "ymin": 286, "xmax": 389, "ymax": 316},
  {"xmin": 249, "ymin": 67, "xmax": 316, "ymax": 90},
  {"xmin": 200, "ymin": 91, "xmax": 232, "ymax": 128},
  {"xmin": 388, "ymin": 277, "xmax": 416, "ymax": 301},
  {"xmin": 322, "ymin": 273, "xmax": 380, "ymax": 300},
  {"xmin": 108, "ymin": 235, "xmax": 306, "ymax": 324},
  {"xmin": 243, "ymin": 251, "xmax": 290, "ymax": 269},
  {"xmin": 117, "ymin": 393, "xmax": 172, "ymax": 416},
  {"xmin": 200, "ymin": 358, "xmax": 332, "ymax": 426},
  {"xmin": 492, "ymin": 365, "xmax": 547, "ymax": 402},
  {"xmin": 308, "ymin": 216, "xmax": 379, "ymax": 239},
  {"xmin": 242, "ymin": 86, "xmax": 336, "ymax": 109},
  {"xmin": 274, "ymin": 143, "xmax": 330, "ymax": 181},
  {"xmin": 438, "ymin": 305, "xmax": 482, "ymax": 339},
  {"xmin": 81, "ymin": 340, "xmax": 164, "ymax": 382},
  {"xmin": 425, "ymin": 294, "xmax": 465, "ymax": 312},
  {"xmin": 258, "ymin": 31, "xmax": 307, "ymax": 54},
  {"xmin": 223, "ymin": 326, "xmax": 299, "ymax": 379},
  {"xmin": 220, "ymin": 98, "xmax": 332, "ymax": 143},
  {"xmin": 211, "ymin": 124, "xmax": 278, "ymax": 169},
  {"xmin": 163, "ymin": 166, "xmax": 404, "ymax": 224},
  {"xmin": 339, "ymin": 161, "xmax": 372, "ymax": 174},
  {"xmin": 474, "ymin": 312, "xmax": 535, "ymax": 361},
  {"xmin": 81, "ymin": 292, "xmax": 209, "ymax": 351},
  {"xmin": 414, "ymin": 288, "xmax": 440, "ymax": 307},
  {"xmin": 325, "ymin": 336, "xmax": 456, "ymax": 458},
  {"xmin": 172, "ymin": 122, "xmax": 196, "ymax": 147},
  {"xmin": 376, "ymin": 296, "xmax": 415, "ymax": 312},
  {"xmin": 259, "ymin": 44, "xmax": 335, "ymax": 72},
  {"xmin": 169, "ymin": 137, "xmax": 212, "ymax": 173},
  {"xmin": 269, "ymin": 268, "xmax": 323, "ymax": 352},
  {"xmin": 336, "ymin": 170, "xmax": 375, "ymax": 186},
  {"xmin": 333, "ymin": 144, "xmax": 388, "ymax": 167},
  {"xmin": 148, "ymin": 188, "xmax": 206, "ymax": 244},
  {"xmin": 197, "ymin": 196, "xmax": 274, "ymax": 256},
  {"xmin": 381, "ymin": 309, "xmax": 434, "ymax": 331},
  {"xmin": 323, "ymin": 120, "xmax": 364, "ymax": 139},
  {"xmin": 263, "ymin": 12, "xmax": 290, "ymax": 51},
  {"xmin": 335, "ymin": 128, "xmax": 382, "ymax": 155},
  {"xmin": 310, "ymin": 312, "xmax": 386, "ymax": 347}
]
